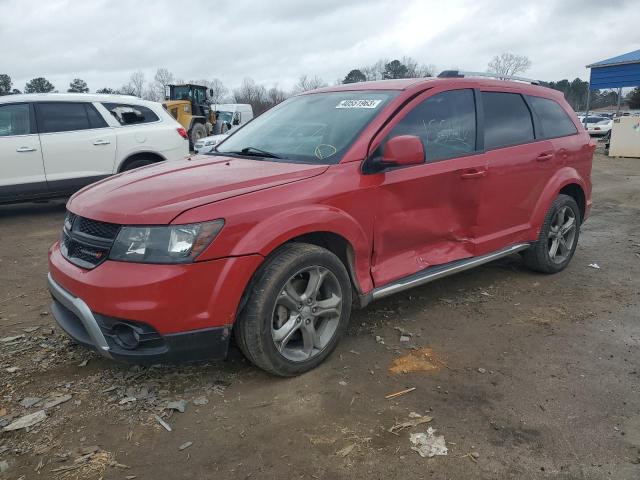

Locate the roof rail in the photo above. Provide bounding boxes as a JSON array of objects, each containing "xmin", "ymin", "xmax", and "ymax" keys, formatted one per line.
[{"xmin": 438, "ymin": 70, "xmax": 542, "ymax": 85}]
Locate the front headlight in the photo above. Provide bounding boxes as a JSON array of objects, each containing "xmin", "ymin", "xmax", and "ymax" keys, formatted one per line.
[
  {"xmin": 109, "ymin": 220, "xmax": 224, "ymax": 264},
  {"xmin": 203, "ymin": 140, "xmax": 216, "ymax": 146}
]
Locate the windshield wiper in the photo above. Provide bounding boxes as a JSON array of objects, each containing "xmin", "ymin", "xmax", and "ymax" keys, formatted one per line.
[{"xmin": 230, "ymin": 146, "xmax": 282, "ymax": 159}]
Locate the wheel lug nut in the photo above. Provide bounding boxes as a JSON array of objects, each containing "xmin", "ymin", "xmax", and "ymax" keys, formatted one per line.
[
  {"xmin": 305, "ymin": 318, "xmax": 311, "ymax": 324},
  {"xmin": 307, "ymin": 299, "xmax": 313, "ymax": 305},
  {"xmin": 298, "ymin": 304, "xmax": 302, "ymax": 310},
  {"xmin": 312, "ymin": 307, "xmax": 317, "ymax": 313}
]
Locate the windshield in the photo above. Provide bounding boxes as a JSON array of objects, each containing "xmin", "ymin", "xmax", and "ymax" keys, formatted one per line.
[
  {"xmin": 172, "ymin": 86, "xmax": 191, "ymax": 101},
  {"xmin": 216, "ymin": 91, "xmax": 397, "ymax": 164},
  {"xmin": 216, "ymin": 111, "xmax": 233, "ymax": 123}
]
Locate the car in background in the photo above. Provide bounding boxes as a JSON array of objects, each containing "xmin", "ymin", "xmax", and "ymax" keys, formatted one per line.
[
  {"xmin": 0, "ymin": 93, "xmax": 189, "ymax": 204},
  {"xmin": 195, "ymin": 104, "xmax": 253, "ymax": 154},
  {"xmin": 586, "ymin": 118, "xmax": 613, "ymax": 136}
]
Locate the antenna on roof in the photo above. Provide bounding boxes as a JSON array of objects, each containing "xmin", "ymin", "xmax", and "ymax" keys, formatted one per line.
[{"xmin": 438, "ymin": 70, "xmax": 542, "ymax": 85}]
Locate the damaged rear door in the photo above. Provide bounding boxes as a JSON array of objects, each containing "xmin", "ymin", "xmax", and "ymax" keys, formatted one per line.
[{"xmin": 367, "ymin": 88, "xmax": 486, "ymax": 287}]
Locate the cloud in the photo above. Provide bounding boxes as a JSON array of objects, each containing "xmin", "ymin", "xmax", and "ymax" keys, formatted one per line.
[{"xmin": 1, "ymin": 0, "xmax": 638, "ymax": 93}]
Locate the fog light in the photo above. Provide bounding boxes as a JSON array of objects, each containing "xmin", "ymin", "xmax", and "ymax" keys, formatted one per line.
[{"xmin": 113, "ymin": 323, "xmax": 140, "ymax": 350}]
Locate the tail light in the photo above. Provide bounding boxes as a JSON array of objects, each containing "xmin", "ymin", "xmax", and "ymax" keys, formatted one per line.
[{"xmin": 176, "ymin": 127, "xmax": 188, "ymax": 139}]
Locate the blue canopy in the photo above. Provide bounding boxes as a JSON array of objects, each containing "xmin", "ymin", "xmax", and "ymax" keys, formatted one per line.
[{"xmin": 586, "ymin": 49, "xmax": 640, "ymax": 89}]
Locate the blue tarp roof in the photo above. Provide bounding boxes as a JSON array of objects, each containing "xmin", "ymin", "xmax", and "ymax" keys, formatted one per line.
[{"xmin": 586, "ymin": 49, "xmax": 640, "ymax": 90}]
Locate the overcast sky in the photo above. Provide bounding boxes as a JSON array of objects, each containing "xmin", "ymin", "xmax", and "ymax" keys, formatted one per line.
[{"xmin": 1, "ymin": 0, "xmax": 638, "ymax": 93}]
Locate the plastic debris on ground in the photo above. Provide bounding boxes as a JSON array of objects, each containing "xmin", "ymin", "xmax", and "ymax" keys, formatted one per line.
[{"xmin": 410, "ymin": 427, "xmax": 448, "ymax": 458}]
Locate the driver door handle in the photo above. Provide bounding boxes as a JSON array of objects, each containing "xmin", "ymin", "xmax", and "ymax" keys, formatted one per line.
[
  {"xmin": 93, "ymin": 139, "xmax": 111, "ymax": 146},
  {"xmin": 16, "ymin": 146, "xmax": 37, "ymax": 152}
]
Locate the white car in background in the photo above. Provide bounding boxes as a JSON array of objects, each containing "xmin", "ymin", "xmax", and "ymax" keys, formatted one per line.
[
  {"xmin": 579, "ymin": 116, "xmax": 613, "ymax": 136},
  {"xmin": 0, "ymin": 93, "xmax": 189, "ymax": 203},
  {"xmin": 194, "ymin": 104, "xmax": 253, "ymax": 154}
]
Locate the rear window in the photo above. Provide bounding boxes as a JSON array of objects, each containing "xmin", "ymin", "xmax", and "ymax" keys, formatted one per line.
[
  {"xmin": 482, "ymin": 92, "xmax": 534, "ymax": 149},
  {"xmin": 35, "ymin": 102, "xmax": 107, "ymax": 133},
  {"xmin": 102, "ymin": 103, "xmax": 159, "ymax": 125},
  {"xmin": 528, "ymin": 96, "xmax": 577, "ymax": 139}
]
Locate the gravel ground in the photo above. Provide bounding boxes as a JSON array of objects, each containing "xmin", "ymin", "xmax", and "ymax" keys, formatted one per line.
[{"xmin": 1, "ymin": 151, "xmax": 639, "ymax": 479}]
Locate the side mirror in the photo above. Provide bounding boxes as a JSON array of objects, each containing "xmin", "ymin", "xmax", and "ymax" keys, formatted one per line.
[{"xmin": 381, "ymin": 135, "xmax": 424, "ymax": 167}]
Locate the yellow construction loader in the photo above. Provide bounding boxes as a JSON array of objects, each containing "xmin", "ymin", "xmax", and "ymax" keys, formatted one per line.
[{"xmin": 163, "ymin": 84, "xmax": 216, "ymax": 148}]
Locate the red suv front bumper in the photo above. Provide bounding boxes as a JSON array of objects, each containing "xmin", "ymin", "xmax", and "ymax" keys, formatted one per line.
[{"xmin": 47, "ymin": 241, "xmax": 262, "ymax": 363}]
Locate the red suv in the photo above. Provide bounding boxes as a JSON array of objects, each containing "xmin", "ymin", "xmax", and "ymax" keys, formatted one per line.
[{"xmin": 48, "ymin": 75, "xmax": 593, "ymax": 376}]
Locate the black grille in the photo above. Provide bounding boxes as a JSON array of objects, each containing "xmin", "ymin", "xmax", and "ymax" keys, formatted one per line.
[
  {"xmin": 61, "ymin": 212, "xmax": 120, "ymax": 269},
  {"xmin": 75, "ymin": 217, "xmax": 120, "ymax": 239}
]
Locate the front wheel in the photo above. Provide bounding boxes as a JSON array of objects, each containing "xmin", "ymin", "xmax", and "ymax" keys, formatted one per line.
[
  {"xmin": 523, "ymin": 194, "xmax": 581, "ymax": 273},
  {"xmin": 189, "ymin": 123, "xmax": 207, "ymax": 150},
  {"xmin": 235, "ymin": 243, "xmax": 352, "ymax": 376}
]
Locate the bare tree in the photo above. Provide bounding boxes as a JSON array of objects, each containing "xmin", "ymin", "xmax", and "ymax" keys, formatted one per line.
[
  {"xmin": 119, "ymin": 82, "xmax": 136, "ymax": 96},
  {"xmin": 401, "ymin": 56, "xmax": 436, "ymax": 77},
  {"xmin": 292, "ymin": 74, "xmax": 327, "ymax": 94},
  {"xmin": 487, "ymin": 53, "xmax": 532, "ymax": 78},
  {"xmin": 153, "ymin": 68, "xmax": 174, "ymax": 100},
  {"xmin": 267, "ymin": 85, "xmax": 288, "ymax": 106},
  {"xmin": 129, "ymin": 71, "xmax": 146, "ymax": 98},
  {"xmin": 232, "ymin": 78, "xmax": 270, "ymax": 114},
  {"xmin": 192, "ymin": 78, "xmax": 228, "ymax": 104}
]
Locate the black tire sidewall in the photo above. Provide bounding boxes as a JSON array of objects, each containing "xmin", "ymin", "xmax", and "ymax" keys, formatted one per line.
[
  {"xmin": 122, "ymin": 158, "xmax": 154, "ymax": 171},
  {"xmin": 528, "ymin": 194, "xmax": 581, "ymax": 273},
  {"xmin": 240, "ymin": 244, "xmax": 352, "ymax": 376}
]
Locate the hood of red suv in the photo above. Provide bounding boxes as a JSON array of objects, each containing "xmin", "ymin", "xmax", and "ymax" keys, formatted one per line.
[{"xmin": 67, "ymin": 155, "xmax": 329, "ymax": 224}]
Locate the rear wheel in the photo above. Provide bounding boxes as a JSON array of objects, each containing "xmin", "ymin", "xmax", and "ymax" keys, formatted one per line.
[
  {"xmin": 121, "ymin": 156, "xmax": 155, "ymax": 171},
  {"xmin": 524, "ymin": 194, "xmax": 581, "ymax": 273},
  {"xmin": 235, "ymin": 243, "xmax": 352, "ymax": 376}
]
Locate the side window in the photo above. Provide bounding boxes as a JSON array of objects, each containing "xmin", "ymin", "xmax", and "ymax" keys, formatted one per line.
[
  {"xmin": 482, "ymin": 92, "xmax": 534, "ymax": 149},
  {"xmin": 102, "ymin": 103, "xmax": 160, "ymax": 125},
  {"xmin": 385, "ymin": 89, "xmax": 477, "ymax": 162},
  {"xmin": 528, "ymin": 96, "xmax": 578, "ymax": 139},
  {"xmin": 36, "ymin": 102, "xmax": 91, "ymax": 133},
  {"xmin": 0, "ymin": 103, "xmax": 31, "ymax": 136},
  {"xmin": 86, "ymin": 103, "xmax": 108, "ymax": 129}
]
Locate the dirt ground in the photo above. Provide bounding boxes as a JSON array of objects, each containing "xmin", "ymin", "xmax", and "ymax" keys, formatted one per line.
[{"xmin": 1, "ymin": 151, "xmax": 639, "ymax": 480}]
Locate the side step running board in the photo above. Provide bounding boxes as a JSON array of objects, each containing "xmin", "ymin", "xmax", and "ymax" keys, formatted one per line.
[{"xmin": 363, "ymin": 243, "xmax": 530, "ymax": 305}]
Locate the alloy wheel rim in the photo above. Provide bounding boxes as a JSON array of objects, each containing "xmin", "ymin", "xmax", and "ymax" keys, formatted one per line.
[
  {"xmin": 271, "ymin": 265, "xmax": 342, "ymax": 362},
  {"xmin": 547, "ymin": 206, "xmax": 577, "ymax": 264}
]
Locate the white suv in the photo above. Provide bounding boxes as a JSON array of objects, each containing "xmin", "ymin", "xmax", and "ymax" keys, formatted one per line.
[{"xmin": 0, "ymin": 93, "xmax": 189, "ymax": 203}]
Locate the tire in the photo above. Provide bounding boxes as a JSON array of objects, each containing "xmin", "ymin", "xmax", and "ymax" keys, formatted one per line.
[
  {"xmin": 190, "ymin": 123, "xmax": 207, "ymax": 149},
  {"xmin": 235, "ymin": 243, "xmax": 352, "ymax": 377},
  {"xmin": 121, "ymin": 157, "xmax": 155, "ymax": 171},
  {"xmin": 523, "ymin": 194, "xmax": 581, "ymax": 273}
]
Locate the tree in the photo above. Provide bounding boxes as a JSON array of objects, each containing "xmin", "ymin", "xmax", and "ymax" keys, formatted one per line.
[
  {"xmin": 207, "ymin": 79, "xmax": 228, "ymax": 104},
  {"xmin": 68, "ymin": 78, "xmax": 89, "ymax": 93},
  {"xmin": 191, "ymin": 78, "xmax": 228, "ymax": 104},
  {"xmin": 96, "ymin": 87, "xmax": 117, "ymax": 94},
  {"xmin": 267, "ymin": 85, "xmax": 288, "ymax": 106},
  {"xmin": 129, "ymin": 71, "xmax": 146, "ymax": 97},
  {"xmin": 628, "ymin": 88, "xmax": 640, "ymax": 109},
  {"xmin": 153, "ymin": 68, "xmax": 174, "ymax": 100},
  {"xmin": 25, "ymin": 77, "xmax": 55, "ymax": 93},
  {"xmin": 293, "ymin": 74, "xmax": 327, "ymax": 93},
  {"xmin": 119, "ymin": 83, "xmax": 136, "ymax": 96},
  {"xmin": 383, "ymin": 59, "xmax": 409, "ymax": 79},
  {"xmin": 343, "ymin": 69, "xmax": 367, "ymax": 84},
  {"xmin": 487, "ymin": 53, "xmax": 532, "ymax": 78},
  {"xmin": 0, "ymin": 74, "xmax": 12, "ymax": 95},
  {"xmin": 232, "ymin": 78, "xmax": 270, "ymax": 114}
]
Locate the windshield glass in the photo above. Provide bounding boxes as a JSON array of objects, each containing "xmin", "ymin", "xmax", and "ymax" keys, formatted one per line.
[
  {"xmin": 216, "ymin": 91, "xmax": 397, "ymax": 164},
  {"xmin": 216, "ymin": 111, "xmax": 233, "ymax": 123},
  {"xmin": 172, "ymin": 86, "xmax": 191, "ymax": 100}
]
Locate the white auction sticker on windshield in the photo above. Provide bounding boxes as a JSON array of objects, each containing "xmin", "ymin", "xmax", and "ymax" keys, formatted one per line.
[{"xmin": 336, "ymin": 99, "xmax": 382, "ymax": 109}]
